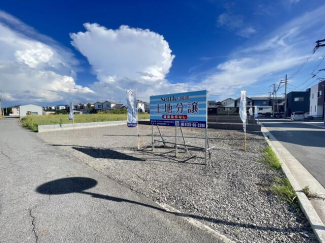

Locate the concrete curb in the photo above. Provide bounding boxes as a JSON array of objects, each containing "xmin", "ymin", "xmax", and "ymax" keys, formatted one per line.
[
  {"xmin": 38, "ymin": 120, "xmax": 127, "ymax": 132},
  {"xmin": 157, "ymin": 203, "xmax": 234, "ymax": 243},
  {"xmin": 261, "ymin": 124, "xmax": 325, "ymax": 243}
]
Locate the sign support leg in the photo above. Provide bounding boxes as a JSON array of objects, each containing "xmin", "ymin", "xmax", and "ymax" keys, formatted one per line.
[
  {"xmin": 152, "ymin": 124, "xmax": 154, "ymax": 152},
  {"xmin": 205, "ymin": 126, "xmax": 208, "ymax": 165},
  {"xmin": 157, "ymin": 125, "xmax": 166, "ymax": 147},
  {"xmin": 175, "ymin": 125, "xmax": 178, "ymax": 157}
]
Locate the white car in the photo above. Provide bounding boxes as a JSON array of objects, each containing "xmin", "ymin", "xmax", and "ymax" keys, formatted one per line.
[{"xmin": 291, "ymin": 111, "xmax": 304, "ymax": 121}]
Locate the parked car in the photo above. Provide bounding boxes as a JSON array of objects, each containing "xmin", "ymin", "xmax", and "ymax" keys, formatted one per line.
[{"xmin": 291, "ymin": 111, "xmax": 304, "ymax": 121}]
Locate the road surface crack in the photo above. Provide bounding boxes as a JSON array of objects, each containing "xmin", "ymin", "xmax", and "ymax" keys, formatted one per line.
[
  {"xmin": 29, "ymin": 207, "xmax": 39, "ymax": 243},
  {"xmin": 1, "ymin": 151, "xmax": 11, "ymax": 160}
]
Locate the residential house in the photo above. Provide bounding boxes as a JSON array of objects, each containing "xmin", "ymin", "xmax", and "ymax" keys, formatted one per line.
[
  {"xmin": 221, "ymin": 98, "xmax": 235, "ymax": 107},
  {"xmin": 19, "ymin": 104, "xmax": 43, "ymax": 118},
  {"xmin": 286, "ymin": 89, "xmax": 311, "ymax": 117},
  {"xmin": 102, "ymin": 101, "xmax": 112, "ymax": 110},
  {"xmin": 137, "ymin": 100, "xmax": 145, "ymax": 112},
  {"xmin": 56, "ymin": 105, "xmax": 66, "ymax": 110},
  {"xmin": 94, "ymin": 102, "xmax": 103, "ymax": 111},
  {"xmin": 251, "ymin": 97, "xmax": 272, "ymax": 115},
  {"xmin": 309, "ymin": 81, "xmax": 325, "ymax": 118}
]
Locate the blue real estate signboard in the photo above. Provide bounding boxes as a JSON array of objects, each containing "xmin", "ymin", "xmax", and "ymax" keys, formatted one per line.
[{"xmin": 150, "ymin": 90, "xmax": 207, "ymax": 128}]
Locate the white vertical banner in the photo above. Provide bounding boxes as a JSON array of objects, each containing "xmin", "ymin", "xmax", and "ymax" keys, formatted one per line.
[
  {"xmin": 126, "ymin": 89, "xmax": 138, "ymax": 127},
  {"xmin": 248, "ymin": 107, "xmax": 253, "ymax": 116},
  {"xmin": 69, "ymin": 101, "xmax": 74, "ymax": 121},
  {"xmin": 239, "ymin": 91, "xmax": 247, "ymax": 132},
  {"xmin": 254, "ymin": 106, "xmax": 258, "ymax": 118}
]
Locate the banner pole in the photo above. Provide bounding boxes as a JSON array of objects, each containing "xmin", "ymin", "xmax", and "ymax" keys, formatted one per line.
[
  {"xmin": 244, "ymin": 130, "xmax": 246, "ymax": 151},
  {"xmin": 136, "ymin": 89, "xmax": 140, "ymax": 150}
]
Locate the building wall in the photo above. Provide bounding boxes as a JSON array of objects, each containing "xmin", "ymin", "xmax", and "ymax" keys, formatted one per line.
[
  {"xmin": 287, "ymin": 90, "xmax": 310, "ymax": 116},
  {"xmin": 102, "ymin": 101, "xmax": 111, "ymax": 110},
  {"xmin": 309, "ymin": 84, "xmax": 322, "ymax": 116},
  {"xmin": 253, "ymin": 100, "xmax": 270, "ymax": 106},
  {"xmin": 19, "ymin": 105, "xmax": 43, "ymax": 118},
  {"xmin": 222, "ymin": 99, "xmax": 235, "ymax": 107},
  {"xmin": 137, "ymin": 102, "xmax": 145, "ymax": 112},
  {"xmin": 94, "ymin": 102, "xmax": 102, "ymax": 110}
]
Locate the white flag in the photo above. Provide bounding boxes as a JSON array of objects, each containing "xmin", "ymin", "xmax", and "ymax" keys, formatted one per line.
[
  {"xmin": 239, "ymin": 91, "xmax": 247, "ymax": 132},
  {"xmin": 69, "ymin": 101, "xmax": 74, "ymax": 121},
  {"xmin": 254, "ymin": 106, "xmax": 258, "ymax": 118},
  {"xmin": 126, "ymin": 89, "xmax": 138, "ymax": 127}
]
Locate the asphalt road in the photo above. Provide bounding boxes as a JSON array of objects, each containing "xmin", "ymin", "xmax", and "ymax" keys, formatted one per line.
[
  {"xmin": 260, "ymin": 119, "xmax": 325, "ymax": 188},
  {"xmin": 0, "ymin": 118, "xmax": 220, "ymax": 243}
]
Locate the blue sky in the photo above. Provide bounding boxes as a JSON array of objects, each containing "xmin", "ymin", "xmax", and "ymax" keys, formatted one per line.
[{"xmin": 0, "ymin": 0, "xmax": 325, "ymax": 106}]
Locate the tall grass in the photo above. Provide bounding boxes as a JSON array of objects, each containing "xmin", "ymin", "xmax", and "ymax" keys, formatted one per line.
[
  {"xmin": 261, "ymin": 146, "xmax": 298, "ymax": 205},
  {"xmin": 261, "ymin": 146, "xmax": 281, "ymax": 170},
  {"xmin": 21, "ymin": 113, "xmax": 150, "ymax": 132}
]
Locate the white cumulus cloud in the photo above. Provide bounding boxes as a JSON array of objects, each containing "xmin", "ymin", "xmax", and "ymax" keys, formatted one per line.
[
  {"xmin": 70, "ymin": 24, "xmax": 181, "ymax": 101},
  {"xmin": 0, "ymin": 10, "xmax": 93, "ymax": 105}
]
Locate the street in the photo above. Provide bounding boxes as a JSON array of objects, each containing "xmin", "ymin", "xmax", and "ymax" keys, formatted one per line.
[
  {"xmin": 260, "ymin": 119, "xmax": 325, "ymax": 188},
  {"xmin": 0, "ymin": 118, "xmax": 219, "ymax": 243}
]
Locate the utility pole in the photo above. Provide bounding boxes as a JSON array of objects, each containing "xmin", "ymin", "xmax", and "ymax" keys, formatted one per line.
[{"xmin": 281, "ymin": 74, "xmax": 288, "ymax": 117}]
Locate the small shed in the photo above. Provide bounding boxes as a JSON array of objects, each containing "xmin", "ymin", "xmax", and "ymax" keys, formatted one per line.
[{"xmin": 19, "ymin": 104, "xmax": 43, "ymax": 118}]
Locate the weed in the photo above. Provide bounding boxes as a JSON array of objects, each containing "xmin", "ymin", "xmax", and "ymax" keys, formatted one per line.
[
  {"xmin": 261, "ymin": 146, "xmax": 281, "ymax": 170},
  {"xmin": 270, "ymin": 177, "xmax": 297, "ymax": 205},
  {"xmin": 302, "ymin": 186, "xmax": 319, "ymax": 199}
]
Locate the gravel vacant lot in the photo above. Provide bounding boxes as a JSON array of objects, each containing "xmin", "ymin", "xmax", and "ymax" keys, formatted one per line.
[{"xmin": 38, "ymin": 125, "xmax": 316, "ymax": 242}]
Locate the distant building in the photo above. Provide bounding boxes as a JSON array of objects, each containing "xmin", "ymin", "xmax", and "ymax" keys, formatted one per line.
[
  {"xmin": 309, "ymin": 81, "xmax": 325, "ymax": 118},
  {"xmin": 137, "ymin": 100, "xmax": 145, "ymax": 112},
  {"xmin": 10, "ymin": 106, "xmax": 20, "ymax": 116},
  {"xmin": 221, "ymin": 98, "xmax": 235, "ymax": 107},
  {"xmin": 19, "ymin": 104, "xmax": 43, "ymax": 118},
  {"xmin": 286, "ymin": 89, "xmax": 311, "ymax": 116},
  {"xmin": 56, "ymin": 105, "xmax": 66, "ymax": 110}
]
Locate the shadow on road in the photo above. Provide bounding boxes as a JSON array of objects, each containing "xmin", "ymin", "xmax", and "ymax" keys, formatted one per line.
[
  {"xmin": 268, "ymin": 130, "xmax": 325, "ymax": 148},
  {"xmin": 35, "ymin": 177, "xmax": 314, "ymax": 234}
]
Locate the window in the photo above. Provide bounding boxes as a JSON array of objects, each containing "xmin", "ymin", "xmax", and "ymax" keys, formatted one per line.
[
  {"xmin": 311, "ymin": 106, "xmax": 312, "ymax": 113},
  {"xmin": 315, "ymin": 106, "xmax": 316, "ymax": 112},
  {"xmin": 294, "ymin": 97, "xmax": 304, "ymax": 102},
  {"xmin": 262, "ymin": 101, "xmax": 267, "ymax": 105},
  {"xmin": 318, "ymin": 91, "xmax": 322, "ymax": 98},
  {"xmin": 312, "ymin": 93, "xmax": 314, "ymax": 99},
  {"xmin": 259, "ymin": 108, "xmax": 263, "ymax": 111},
  {"xmin": 98, "ymin": 105, "xmax": 102, "ymax": 108}
]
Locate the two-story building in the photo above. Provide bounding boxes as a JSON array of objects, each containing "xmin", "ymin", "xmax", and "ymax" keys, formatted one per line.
[
  {"xmin": 286, "ymin": 89, "xmax": 311, "ymax": 117},
  {"xmin": 309, "ymin": 80, "xmax": 325, "ymax": 118}
]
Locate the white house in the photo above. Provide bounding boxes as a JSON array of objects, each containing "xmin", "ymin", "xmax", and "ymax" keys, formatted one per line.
[
  {"xmin": 94, "ymin": 102, "xmax": 103, "ymax": 111},
  {"xmin": 309, "ymin": 82, "xmax": 324, "ymax": 117},
  {"xmin": 137, "ymin": 100, "xmax": 145, "ymax": 112},
  {"xmin": 56, "ymin": 105, "xmax": 66, "ymax": 110},
  {"xmin": 102, "ymin": 101, "xmax": 112, "ymax": 110},
  {"xmin": 19, "ymin": 104, "xmax": 43, "ymax": 118}
]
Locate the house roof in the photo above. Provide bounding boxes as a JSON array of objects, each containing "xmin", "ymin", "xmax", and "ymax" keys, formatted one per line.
[{"xmin": 250, "ymin": 97, "xmax": 270, "ymax": 100}]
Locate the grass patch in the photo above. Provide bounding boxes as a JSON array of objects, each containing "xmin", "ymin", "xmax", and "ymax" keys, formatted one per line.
[
  {"xmin": 261, "ymin": 146, "xmax": 281, "ymax": 170},
  {"xmin": 21, "ymin": 113, "xmax": 150, "ymax": 132},
  {"xmin": 270, "ymin": 177, "xmax": 297, "ymax": 205},
  {"xmin": 261, "ymin": 146, "xmax": 298, "ymax": 205}
]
